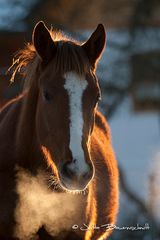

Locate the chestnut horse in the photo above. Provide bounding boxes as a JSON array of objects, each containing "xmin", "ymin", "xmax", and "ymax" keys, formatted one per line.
[{"xmin": 0, "ymin": 22, "xmax": 119, "ymax": 240}]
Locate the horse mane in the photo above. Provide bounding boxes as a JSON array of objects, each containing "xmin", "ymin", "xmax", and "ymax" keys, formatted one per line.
[{"xmin": 9, "ymin": 30, "xmax": 91, "ymax": 89}]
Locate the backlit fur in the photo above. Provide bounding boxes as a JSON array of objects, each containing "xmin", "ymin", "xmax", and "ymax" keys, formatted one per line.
[{"xmin": 0, "ymin": 23, "xmax": 119, "ymax": 240}]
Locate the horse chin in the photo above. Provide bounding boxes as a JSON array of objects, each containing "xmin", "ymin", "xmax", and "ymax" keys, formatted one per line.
[{"xmin": 59, "ymin": 178, "xmax": 88, "ymax": 193}]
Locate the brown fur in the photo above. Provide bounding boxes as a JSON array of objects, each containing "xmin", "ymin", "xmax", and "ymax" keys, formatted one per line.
[{"xmin": 0, "ymin": 22, "xmax": 119, "ymax": 240}]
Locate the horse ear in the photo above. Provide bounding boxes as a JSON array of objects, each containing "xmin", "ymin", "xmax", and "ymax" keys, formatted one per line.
[
  {"xmin": 82, "ymin": 24, "xmax": 106, "ymax": 69},
  {"xmin": 32, "ymin": 21, "xmax": 56, "ymax": 63}
]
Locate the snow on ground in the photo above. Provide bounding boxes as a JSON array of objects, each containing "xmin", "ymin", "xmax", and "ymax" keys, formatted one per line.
[{"xmin": 110, "ymin": 96, "xmax": 160, "ymax": 201}]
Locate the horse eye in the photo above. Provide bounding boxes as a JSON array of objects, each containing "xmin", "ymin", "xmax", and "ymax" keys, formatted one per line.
[{"xmin": 43, "ymin": 91, "xmax": 51, "ymax": 101}]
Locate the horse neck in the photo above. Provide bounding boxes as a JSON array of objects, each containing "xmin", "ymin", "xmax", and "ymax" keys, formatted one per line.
[{"xmin": 16, "ymin": 63, "xmax": 43, "ymax": 170}]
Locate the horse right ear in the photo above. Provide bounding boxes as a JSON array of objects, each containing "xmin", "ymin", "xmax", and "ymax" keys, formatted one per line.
[
  {"xmin": 82, "ymin": 24, "xmax": 106, "ymax": 69},
  {"xmin": 32, "ymin": 21, "xmax": 57, "ymax": 63}
]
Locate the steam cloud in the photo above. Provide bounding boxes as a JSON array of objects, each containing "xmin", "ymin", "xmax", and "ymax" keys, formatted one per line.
[{"xmin": 14, "ymin": 168, "xmax": 85, "ymax": 239}]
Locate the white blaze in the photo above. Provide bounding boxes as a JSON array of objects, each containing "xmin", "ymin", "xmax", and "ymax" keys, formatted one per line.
[{"xmin": 64, "ymin": 72, "xmax": 88, "ymax": 175}]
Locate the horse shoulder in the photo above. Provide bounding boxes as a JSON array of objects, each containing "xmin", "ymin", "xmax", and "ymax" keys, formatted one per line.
[
  {"xmin": 0, "ymin": 96, "xmax": 23, "ymax": 167},
  {"xmin": 0, "ymin": 97, "xmax": 24, "ymax": 238}
]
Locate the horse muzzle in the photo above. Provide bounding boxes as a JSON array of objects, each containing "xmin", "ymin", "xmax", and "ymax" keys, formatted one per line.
[{"xmin": 59, "ymin": 161, "xmax": 94, "ymax": 191}]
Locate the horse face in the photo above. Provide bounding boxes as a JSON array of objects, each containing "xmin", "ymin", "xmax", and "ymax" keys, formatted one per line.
[
  {"xmin": 33, "ymin": 21, "xmax": 105, "ymax": 191},
  {"xmin": 36, "ymin": 69, "xmax": 100, "ymax": 191}
]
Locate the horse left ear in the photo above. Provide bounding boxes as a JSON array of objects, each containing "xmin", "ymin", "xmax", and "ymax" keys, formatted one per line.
[
  {"xmin": 82, "ymin": 24, "xmax": 106, "ymax": 69},
  {"xmin": 32, "ymin": 21, "xmax": 57, "ymax": 63}
]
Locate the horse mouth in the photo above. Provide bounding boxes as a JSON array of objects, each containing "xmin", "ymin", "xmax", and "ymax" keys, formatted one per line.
[
  {"xmin": 58, "ymin": 175, "xmax": 90, "ymax": 192},
  {"xmin": 48, "ymin": 170, "xmax": 92, "ymax": 193}
]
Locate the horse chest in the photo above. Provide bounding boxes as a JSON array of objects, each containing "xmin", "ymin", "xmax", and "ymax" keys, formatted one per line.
[{"xmin": 14, "ymin": 169, "xmax": 86, "ymax": 239}]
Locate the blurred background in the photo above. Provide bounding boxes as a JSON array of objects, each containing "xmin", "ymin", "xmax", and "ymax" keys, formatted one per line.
[{"xmin": 0, "ymin": 0, "xmax": 160, "ymax": 239}]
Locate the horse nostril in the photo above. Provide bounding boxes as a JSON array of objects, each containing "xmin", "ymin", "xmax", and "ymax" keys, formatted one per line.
[
  {"xmin": 62, "ymin": 163, "xmax": 75, "ymax": 179},
  {"xmin": 73, "ymin": 159, "xmax": 77, "ymax": 163},
  {"xmin": 61, "ymin": 162, "xmax": 94, "ymax": 190},
  {"xmin": 83, "ymin": 169, "xmax": 93, "ymax": 181}
]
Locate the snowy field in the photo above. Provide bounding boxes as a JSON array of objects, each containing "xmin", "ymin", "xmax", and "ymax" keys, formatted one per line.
[{"xmin": 110, "ymin": 96, "xmax": 160, "ymax": 220}]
